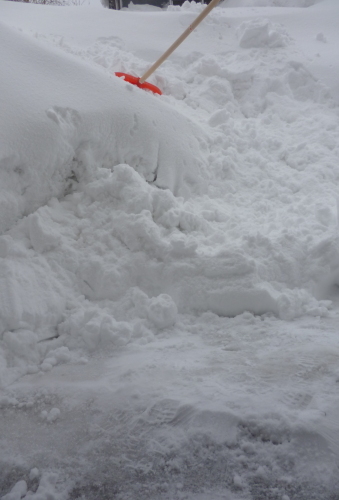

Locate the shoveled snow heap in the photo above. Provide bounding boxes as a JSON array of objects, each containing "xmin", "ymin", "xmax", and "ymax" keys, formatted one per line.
[{"xmin": 1, "ymin": 0, "xmax": 339, "ymax": 498}]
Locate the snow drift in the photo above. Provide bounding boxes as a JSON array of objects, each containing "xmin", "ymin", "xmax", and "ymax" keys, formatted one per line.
[{"xmin": 0, "ymin": 21, "xmax": 208, "ymax": 235}]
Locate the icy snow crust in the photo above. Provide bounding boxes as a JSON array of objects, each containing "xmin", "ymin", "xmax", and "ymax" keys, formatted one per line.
[{"xmin": 1, "ymin": 0, "xmax": 339, "ymax": 498}]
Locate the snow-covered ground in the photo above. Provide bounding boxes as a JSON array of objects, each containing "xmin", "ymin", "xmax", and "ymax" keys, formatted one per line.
[{"xmin": 1, "ymin": 0, "xmax": 339, "ymax": 498}]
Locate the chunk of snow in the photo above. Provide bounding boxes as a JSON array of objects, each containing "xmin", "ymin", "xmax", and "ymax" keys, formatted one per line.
[
  {"xmin": 1, "ymin": 480, "xmax": 27, "ymax": 500},
  {"xmin": 47, "ymin": 407, "xmax": 61, "ymax": 422},
  {"xmin": 147, "ymin": 294, "xmax": 178, "ymax": 329},
  {"xmin": 238, "ymin": 19, "xmax": 289, "ymax": 49}
]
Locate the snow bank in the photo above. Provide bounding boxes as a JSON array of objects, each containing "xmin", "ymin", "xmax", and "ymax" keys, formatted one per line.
[
  {"xmin": 1, "ymin": 1, "xmax": 339, "ymax": 388},
  {"xmin": 0, "ymin": 22, "xmax": 208, "ymax": 235}
]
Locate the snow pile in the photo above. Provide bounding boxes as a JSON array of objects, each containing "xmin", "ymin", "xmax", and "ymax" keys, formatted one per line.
[
  {"xmin": 0, "ymin": 21, "xmax": 208, "ymax": 234},
  {"xmin": 1, "ymin": 0, "xmax": 339, "ymax": 386},
  {"xmin": 1, "ymin": 1, "xmax": 339, "ymax": 498}
]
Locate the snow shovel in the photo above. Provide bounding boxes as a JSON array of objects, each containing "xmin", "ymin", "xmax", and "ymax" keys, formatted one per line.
[{"xmin": 115, "ymin": 0, "xmax": 221, "ymax": 95}]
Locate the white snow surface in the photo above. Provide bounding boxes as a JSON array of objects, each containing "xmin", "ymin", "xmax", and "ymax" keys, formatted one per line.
[{"xmin": 1, "ymin": 0, "xmax": 339, "ymax": 498}]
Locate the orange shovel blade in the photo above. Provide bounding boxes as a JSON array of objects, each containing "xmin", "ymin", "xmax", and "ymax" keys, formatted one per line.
[{"xmin": 115, "ymin": 72, "xmax": 162, "ymax": 95}]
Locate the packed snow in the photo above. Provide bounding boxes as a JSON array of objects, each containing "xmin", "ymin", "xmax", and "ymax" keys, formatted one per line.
[{"xmin": 1, "ymin": 0, "xmax": 339, "ymax": 498}]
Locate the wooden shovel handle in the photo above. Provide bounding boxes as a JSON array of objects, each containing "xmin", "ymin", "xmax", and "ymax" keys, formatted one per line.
[{"xmin": 139, "ymin": 0, "xmax": 221, "ymax": 84}]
